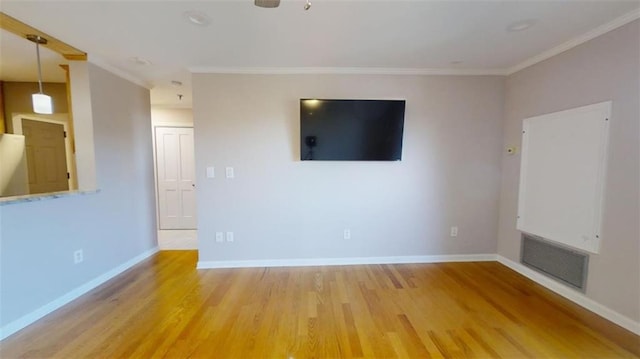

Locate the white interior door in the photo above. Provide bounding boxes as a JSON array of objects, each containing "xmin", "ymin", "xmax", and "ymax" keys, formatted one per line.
[{"xmin": 155, "ymin": 127, "xmax": 197, "ymax": 229}]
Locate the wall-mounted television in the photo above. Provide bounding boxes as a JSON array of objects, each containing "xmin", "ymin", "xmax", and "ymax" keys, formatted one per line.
[{"xmin": 300, "ymin": 99, "xmax": 405, "ymax": 161}]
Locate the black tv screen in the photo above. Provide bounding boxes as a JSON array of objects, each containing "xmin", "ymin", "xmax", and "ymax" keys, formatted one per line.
[{"xmin": 300, "ymin": 99, "xmax": 405, "ymax": 161}]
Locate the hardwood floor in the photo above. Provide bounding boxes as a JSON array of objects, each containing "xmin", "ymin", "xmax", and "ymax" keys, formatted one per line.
[{"xmin": 1, "ymin": 251, "xmax": 638, "ymax": 358}]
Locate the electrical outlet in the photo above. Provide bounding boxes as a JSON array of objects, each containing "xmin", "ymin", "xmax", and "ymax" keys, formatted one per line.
[
  {"xmin": 215, "ymin": 232, "xmax": 224, "ymax": 242},
  {"xmin": 343, "ymin": 229, "xmax": 351, "ymax": 240},
  {"xmin": 206, "ymin": 167, "xmax": 215, "ymax": 178},
  {"xmin": 226, "ymin": 232, "xmax": 234, "ymax": 242},
  {"xmin": 73, "ymin": 249, "xmax": 83, "ymax": 264},
  {"xmin": 450, "ymin": 226, "xmax": 458, "ymax": 237}
]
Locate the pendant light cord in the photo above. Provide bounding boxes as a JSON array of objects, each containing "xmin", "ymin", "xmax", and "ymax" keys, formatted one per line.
[{"xmin": 35, "ymin": 38, "xmax": 44, "ymax": 94}]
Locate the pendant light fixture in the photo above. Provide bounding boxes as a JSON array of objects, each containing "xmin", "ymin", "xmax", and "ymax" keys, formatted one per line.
[{"xmin": 26, "ymin": 34, "xmax": 53, "ymax": 114}]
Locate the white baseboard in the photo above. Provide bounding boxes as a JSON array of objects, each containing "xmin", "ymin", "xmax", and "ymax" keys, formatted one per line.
[
  {"xmin": 497, "ymin": 255, "xmax": 640, "ymax": 335},
  {"xmin": 197, "ymin": 253, "xmax": 497, "ymax": 269},
  {"xmin": 0, "ymin": 247, "xmax": 159, "ymax": 341}
]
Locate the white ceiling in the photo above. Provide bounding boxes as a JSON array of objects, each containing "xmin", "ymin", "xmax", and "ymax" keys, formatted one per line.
[{"xmin": 1, "ymin": 1, "xmax": 638, "ymax": 108}]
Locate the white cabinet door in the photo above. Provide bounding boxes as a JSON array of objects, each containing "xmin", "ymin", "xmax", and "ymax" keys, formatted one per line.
[{"xmin": 155, "ymin": 127, "xmax": 197, "ymax": 229}]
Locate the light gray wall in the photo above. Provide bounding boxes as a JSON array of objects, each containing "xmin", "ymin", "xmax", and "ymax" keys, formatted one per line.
[
  {"xmin": 193, "ymin": 74, "xmax": 504, "ymax": 262},
  {"xmin": 0, "ymin": 63, "xmax": 157, "ymax": 326},
  {"xmin": 498, "ymin": 20, "xmax": 639, "ymax": 321}
]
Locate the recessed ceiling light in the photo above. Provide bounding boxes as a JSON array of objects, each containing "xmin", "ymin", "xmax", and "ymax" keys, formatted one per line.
[
  {"xmin": 184, "ymin": 10, "xmax": 211, "ymax": 26},
  {"xmin": 450, "ymin": 60, "xmax": 463, "ymax": 65},
  {"xmin": 171, "ymin": 80, "xmax": 183, "ymax": 87},
  {"xmin": 506, "ymin": 19, "xmax": 537, "ymax": 32},
  {"xmin": 130, "ymin": 56, "xmax": 151, "ymax": 66}
]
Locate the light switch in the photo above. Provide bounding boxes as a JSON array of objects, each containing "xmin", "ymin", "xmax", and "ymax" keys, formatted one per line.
[
  {"xmin": 206, "ymin": 167, "xmax": 215, "ymax": 178},
  {"xmin": 225, "ymin": 167, "xmax": 234, "ymax": 179}
]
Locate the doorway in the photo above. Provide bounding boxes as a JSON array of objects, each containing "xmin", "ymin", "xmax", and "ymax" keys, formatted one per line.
[{"xmin": 154, "ymin": 126, "xmax": 197, "ymax": 249}]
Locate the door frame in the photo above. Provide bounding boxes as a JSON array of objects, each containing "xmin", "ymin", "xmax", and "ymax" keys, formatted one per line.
[{"xmin": 12, "ymin": 113, "xmax": 76, "ymax": 190}]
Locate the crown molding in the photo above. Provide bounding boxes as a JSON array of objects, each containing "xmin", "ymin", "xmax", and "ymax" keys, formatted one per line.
[
  {"xmin": 507, "ymin": 8, "xmax": 640, "ymax": 75},
  {"xmin": 189, "ymin": 66, "xmax": 507, "ymax": 76},
  {"xmin": 84, "ymin": 8, "xmax": 640, "ymax": 93},
  {"xmin": 191, "ymin": 9, "xmax": 639, "ymax": 78},
  {"xmin": 87, "ymin": 55, "xmax": 153, "ymax": 89}
]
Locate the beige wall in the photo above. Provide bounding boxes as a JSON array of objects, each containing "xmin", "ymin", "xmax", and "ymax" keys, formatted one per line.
[
  {"xmin": 193, "ymin": 74, "xmax": 504, "ymax": 263},
  {"xmin": 151, "ymin": 107, "xmax": 193, "ymax": 127},
  {"xmin": 2, "ymin": 82, "xmax": 68, "ymax": 132},
  {"xmin": 498, "ymin": 20, "xmax": 639, "ymax": 321}
]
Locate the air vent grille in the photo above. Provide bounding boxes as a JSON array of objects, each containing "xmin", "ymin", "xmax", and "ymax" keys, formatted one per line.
[{"xmin": 521, "ymin": 234, "xmax": 589, "ymax": 292}]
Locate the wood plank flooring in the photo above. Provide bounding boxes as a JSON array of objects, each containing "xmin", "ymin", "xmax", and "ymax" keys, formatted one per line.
[{"xmin": 1, "ymin": 251, "xmax": 638, "ymax": 358}]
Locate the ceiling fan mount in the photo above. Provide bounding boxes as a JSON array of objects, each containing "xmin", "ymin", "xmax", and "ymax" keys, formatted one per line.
[
  {"xmin": 255, "ymin": 0, "xmax": 311, "ymax": 10},
  {"xmin": 254, "ymin": 0, "xmax": 280, "ymax": 8}
]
